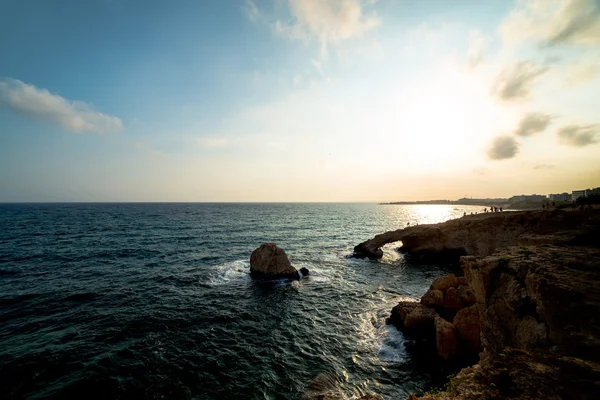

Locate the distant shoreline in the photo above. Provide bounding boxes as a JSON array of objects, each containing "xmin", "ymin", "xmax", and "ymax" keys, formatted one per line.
[{"xmin": 380, "ymin": 201, "xmax": 508, "ymax": 207}]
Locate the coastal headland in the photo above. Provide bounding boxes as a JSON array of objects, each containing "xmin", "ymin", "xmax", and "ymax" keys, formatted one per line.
[{"xmin": 355, "ymin": 209, "xmax": 600, "ymax": 399}]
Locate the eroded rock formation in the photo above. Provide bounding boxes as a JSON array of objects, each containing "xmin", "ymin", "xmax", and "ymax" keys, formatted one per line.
[
  {"xmin": 384, "ymin": 209, "xmax": 600, "ymax": 399},
  {"xmin": 353, "ymin": 209, "xmax": 598, "ymax": 260},
  {"xmin": 388, "ymin": 273, "xmax": 480, "ymax": 361},
  {"xmin": 250, "ymin": 243, "xmax": 300, "ymax": 280}
]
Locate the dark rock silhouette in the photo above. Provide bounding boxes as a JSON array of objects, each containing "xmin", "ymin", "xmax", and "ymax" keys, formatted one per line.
[{"xmin": 250, "ymin": 243, "xmax": 299, "ymax": 280}]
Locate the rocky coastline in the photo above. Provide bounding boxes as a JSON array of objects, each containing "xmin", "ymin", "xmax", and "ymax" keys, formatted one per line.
[{"xmin": 358, "ymin": 209, "xmax": 600, "ymax": 399}]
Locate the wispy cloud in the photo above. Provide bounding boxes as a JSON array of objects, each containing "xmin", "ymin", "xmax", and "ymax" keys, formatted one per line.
[
  {"xmin": 467, "ymin": 30, "xmax": 488, "ymax": 68},
  {"xmin": 533, "ymin": 163, "xmax": 555, "ymax": 170},
  {"xmin": 501, "ymin": 0, "xmax": 600, "ymax": 47},
  {"xmin": 492, "ymin": 61, "xmax": 547, "ymax": 101},
  {"xmin": 0, "ymin": 78, "xmax": 122, "ymax": 133},
  {"xmin": 514, "ymin": 112, "xmax": 553, "ymax": 137},
  {"xmin": 243, "ymin": 0, "xmax": 261, "ymax": 22},
  {"xmin": 274, "ymin": 0, "xmax": 380, "ymax": 56},
  {"xmin": 196, "ymin": 137, "xmax": 229, "ymax": 149},
  {"xmin": 557, "ymin": 125, "xmax": 599, "ymax": 147},
  {"xmin": 487, "ymin": 135, "xmax": 520, "ymax": 160}
]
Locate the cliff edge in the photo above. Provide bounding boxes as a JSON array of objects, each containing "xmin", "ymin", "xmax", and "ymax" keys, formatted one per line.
[
  {"xmin": 353, "ymin": 210, "xmax": 598, "ymax": 260},
  {"xmin": 374, "ymin": 209, "xmax": 600, "ymax": 399}
]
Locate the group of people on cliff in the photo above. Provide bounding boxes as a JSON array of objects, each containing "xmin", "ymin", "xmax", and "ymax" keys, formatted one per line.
[{"xmin": 483, "ymin": 206, "xmax": 502, "ymax": 213}]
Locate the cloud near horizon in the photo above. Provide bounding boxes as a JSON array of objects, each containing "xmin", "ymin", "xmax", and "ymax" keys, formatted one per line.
[
  {"xmin": 514, "ymin": 112, "xmax": 553, "ymax": 137},
  {"xmin": 492, "ymin": 61, "xmax": 548, "ymax": 101},
  {"xmin": 557, "ymin": 125, "xmax": 599, "ymax": 147},
  {"xmin": 487, "ymin": 135, "xmax": 520, "ymax": 160},
  {"xmin": 274, "ymin": 0, "xmax": 380, "ymax": 56},
  {"xmin": 0, "ymin": 78, "xmax": 122, "ymax": 134},
  {"xmin": 533, "ymin": 164, "xmax": 555, "ymax": 170}
]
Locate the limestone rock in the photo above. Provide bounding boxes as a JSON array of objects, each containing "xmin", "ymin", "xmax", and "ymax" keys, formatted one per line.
[
  {"xmin": 299, "ymin": 267, "xmax": 310, "ymax": 276},
  {"xmin": 457, "ymin": 276, "xmax": 468, "ymax": 287},
  {"xmin": 431, "ymin": 274, "xmax": 458, "ymax": 292},
  {"xmin": 453, "ymin": 305, "xmax": 481, "ymax": 353},
  {"xmin": 421, "ymin": 289, "xmax": 444, "ymax": 308},
  {"xmin": 404, "ymin": 304, "xmax": 438, "ymax": 334},
  {"xmin": 456, "ymin": 285, "xmax": 476, "ymax": 307},
  {"xmin": 389, "ymin": 301, "xmax": 419, "ymax": 329},
  {"xmin": 435, "ymin": 316, "xmax": 458, "ymax": 360},
  {"xmin": 250, "ymin": 243, "xmax": 299, "ymax": 280},
  {"xmin": 443, "ymin": 287, "xmax": 463, "ymax": 312},
  {"xmin": 353, "ymin": 209, "xmax": 599, "ymax": 260}
]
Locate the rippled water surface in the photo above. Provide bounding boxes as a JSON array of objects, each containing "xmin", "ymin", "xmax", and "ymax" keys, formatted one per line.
[{"xmin": 0, "ymin": 203, "xmax": 483, "ymax": 399}]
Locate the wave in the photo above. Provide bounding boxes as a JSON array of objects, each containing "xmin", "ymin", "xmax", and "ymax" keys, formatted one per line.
[{"xmin": 205, "ymin": 260, "xmax": 251, "ymax": 286}]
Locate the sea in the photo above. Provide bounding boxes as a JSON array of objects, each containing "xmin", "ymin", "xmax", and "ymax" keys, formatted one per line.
[{"xmin": 0, "ymin": 203, "xmax": 484, "ymax": 400}]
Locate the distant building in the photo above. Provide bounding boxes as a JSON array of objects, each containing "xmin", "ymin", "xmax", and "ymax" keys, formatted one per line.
[
  {"xmin": 509, "ymin": 194, "xmax": 547, "ymax": 203},
  {"xmin": 572, "ymin": 187, "xmax": 600, "ymax": 201},
  {"xmin": 548, "ymin": 193, "xmax": 571, "ymax": 202},
  {"xmin": 572, "ymin": 190, "xmax": 587, "ymax": 201},
  {"xmin": 588, "ymin": 187, "xmax": 600, "ymax": 196}
]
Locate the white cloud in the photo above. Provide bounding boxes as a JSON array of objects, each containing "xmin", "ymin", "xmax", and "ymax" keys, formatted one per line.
[
  {"xmin": 564, "ymin": 58, "xmax": 600, "ymax": 85},
  {"xmin": 467, "ymin": 30, "xmax": 489, "ymax": 68},
  {"xmin": 557, "ymin": 125, "xmax": 599, "ymax": 146},
  {"xmin": 501, "ymin": 0, "xmax": 600, "ymax": 47},
  {"xmin": 491, "ymin": 61, "xmax": 547, "ymax": 101},
  {"xmin": 487, "ymin": 135, "xmax": 520, "ymax": 160},
  {"xmin": 275, "ymin": 0, "xmax": 380, "ymax": 56},
  {"xmin": 244, "ymin": 0, "xmax": 261, "ymax": 22},
  {"xmin": 0, "ymin": 78, "xmax": 122, "ymax": 133},
  {"xmin": 196, "ymin": 137, "xmax": 229, "ymax": 149},
  {"xmin": 514, "ymin": 112, "xmax": 553, "ymax": 136}
]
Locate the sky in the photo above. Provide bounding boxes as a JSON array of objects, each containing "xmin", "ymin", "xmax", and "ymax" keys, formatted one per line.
[{"xmin": 1, "ymin": 0, "xmax": 599, "ymax": 202}]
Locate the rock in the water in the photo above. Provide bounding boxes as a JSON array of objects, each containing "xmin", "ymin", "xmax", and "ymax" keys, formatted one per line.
[
  {"xmin": 389, "ymin": 301, "xmax": 419, "ymax": 329},
  {"xmin": 299, "ymin": 267, "xmax": 310, "ymax": 276},
  {"xmin": 453, "ymin": 305, "xmax": 481, "ymax": 353},
  {"xmin": 443, "ymin": 287, "xmax": 463, "ymax": 312},
  {"xmin": 431, "ymin": 274, "xmax": 458, "ymax": 292},
  {"xmin": 421, "ymin": 289, "xmax": 444, "ymax": 308},
  {"xmin": 250, "ymin": 243, "xmax": 299, "ymax": 280},
  {"xmin": 404, "ymin": 304, "xmax": 438, "ymax": 334},
  {"xmin": 435, "ymin": 316, "xmax": 458, "ymax": 360}
]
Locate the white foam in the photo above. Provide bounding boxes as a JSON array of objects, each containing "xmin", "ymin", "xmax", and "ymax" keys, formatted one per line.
[
  {"xmin": 206, "ymin": 260, "xmax": 251, "ymax": 286},
  {"xmin": 377, "ymin": 325, "xmax": 407, "ymax": 363}
]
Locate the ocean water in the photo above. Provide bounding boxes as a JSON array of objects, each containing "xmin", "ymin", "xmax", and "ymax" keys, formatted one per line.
[{"xmin": 0, "ymin": 203, "xmax": 483, "ymax": 400}]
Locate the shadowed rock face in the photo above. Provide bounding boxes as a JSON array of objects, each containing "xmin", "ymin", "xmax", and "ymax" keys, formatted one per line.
[
  {"xmin": 396, "ymin": 209, "xmax": 600, "ymax": 399},
  {"xmin": 250, "ymin": 243, "xmax": 299, "ymax": 280},
  {"xmin": 353, "ymin": 210, "xmax": 600, "ymax": 260}
]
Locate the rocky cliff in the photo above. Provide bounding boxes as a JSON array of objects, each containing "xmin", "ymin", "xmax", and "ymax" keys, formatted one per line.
[
  {"xmin": 353, "ymin": 210, "xmax": 598, "ymax": 260},
  {"xmin": 376, "ymin": 209, "xmax": 600, "ymax": 399}
]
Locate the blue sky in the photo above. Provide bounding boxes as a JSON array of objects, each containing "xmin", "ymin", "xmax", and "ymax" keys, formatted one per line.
[{"xmin": 1, "ymin": 0, "xmax": 599, "ymax": 201}]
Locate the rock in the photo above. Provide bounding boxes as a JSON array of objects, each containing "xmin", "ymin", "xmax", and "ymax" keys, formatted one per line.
[
  {"xmin": 457, "ymin": 276, "xmax": 468, "ymax": 286},
  {"xmin": 250, "ymin": 243, "xmax": 299, "ymax": 280},
  {"xmin": 390, "ymin": 210, "xmax": 600, "ymax": 400},
  {"xmin": 431, "ymin": 274, "xmax": 459, "ymax": 292},
  {"xmin": 404, "ymin": 304, "xmax": 438, "ymax": 334},
  {"xmin": 388, "ymin": 301, "xmax": 419, "ymax": 329},
  {"xmin": 453, "ymin": 305, "xmax": 481, "ymax": 353},
  {"xmin": 435, "ymin": 316, "xmax": 458, "ymax": 360},
  {"xmin": 358, "ymin": 395, "xmax": 384, "ymax": 400},
  {"xmin": 421, "ymin": 289, "xmax": 444, "ymax": 308},
  {"xmin": 299, "ymin": 267, "xmax": 310, "ymax": 276},
  {"xmin": 456, "ymin": 285, "xmax": 476, "ymax": 307},
  {"xmin": 443, "ymin": 287, "xmax": 463, "ymax": 312},
  {"xmin": 353, "ymin": 209, "xmax": 599, "ymax": 260}
]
